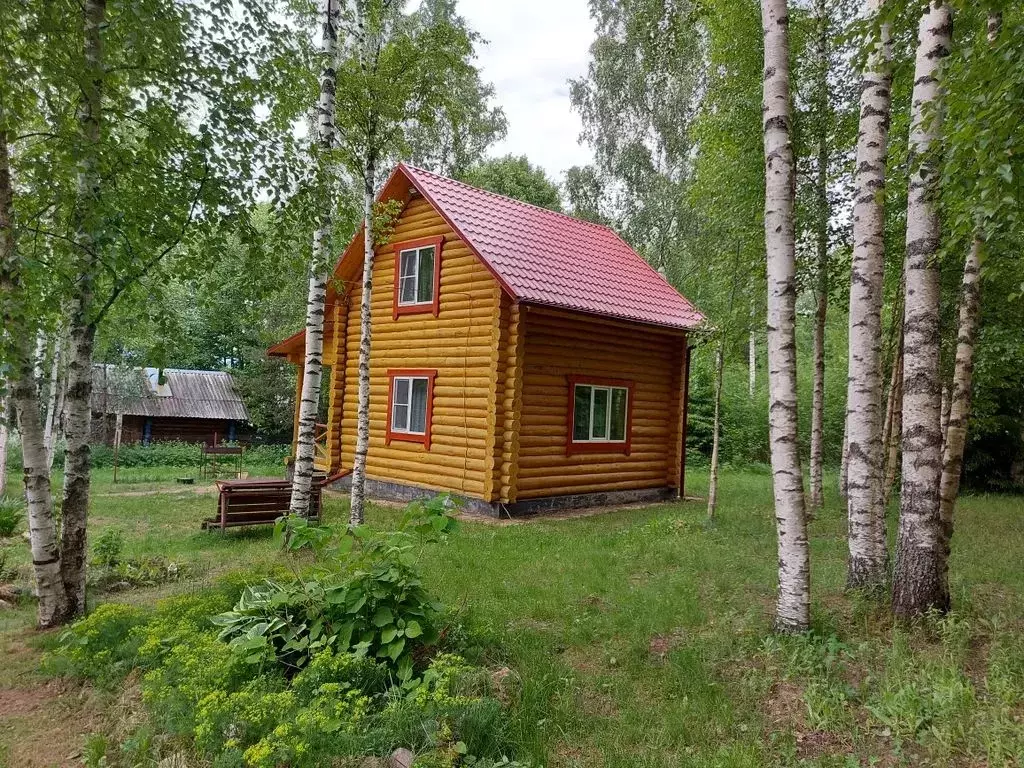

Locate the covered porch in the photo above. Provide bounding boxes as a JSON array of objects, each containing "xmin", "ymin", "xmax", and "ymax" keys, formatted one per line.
[{"xmin": 267, "ymin": 302, "xmax": 346, "ymax": 475}]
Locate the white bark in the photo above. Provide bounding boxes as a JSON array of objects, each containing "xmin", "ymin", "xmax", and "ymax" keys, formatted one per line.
[
  {"xmin": 707, "ymin": 342, "xmax": 724, "ymax": 519},
  {"xmin": 0, "ymin": 390, "xmax": 8, "ymax": 496},
  {"xmin": 938, "ymin": 237, "xmax": 980, "ymax": 547},
  {"xmin": 59, "ymin": 0, "xmax": 107, "ymax": 621},
  {"xmin": 761, "ymin": 0, "xmax": 810, "ymax": 634},
  {"xmin": 808, "ymin": 0, "xmax": 830, "ymax": 512},
  {"xmin": 289, "ymin": 0, "xmax": 340, "ymax": 518},
  {"xmin": 42, "ymin": 333, "xmax": 62, "ymax": 469},
  {"xmin": 844, "ymin": 0, "xmax": 892, "ymax": 590},
  {"xmin": 748, "ymin": 304, "xmax": 757, "ymax": 397},
  {"xmin": 892, "ymin": 0, "xmax": 952, "ymax": 619},
  {"xmin": 936, "ymin": 10, "xmax": 1002, "ymax": 579},
  {"xmin": 349, "ymin": 7, "xmax": 381, "ymax": 527},
  {"xmin": 14, "ymin": 360, "xmax": 67, "ymax": 627},
  {"xmin": 881, "ymin": 326, "xmax": 903, "ymax": 506},
  {"xmin": 0, "ymin": 116, "xmax": 68, "ymax": 626},
  {"xmin": 350, "ymin": 159, "xmax": 376, "ymax": 527}
]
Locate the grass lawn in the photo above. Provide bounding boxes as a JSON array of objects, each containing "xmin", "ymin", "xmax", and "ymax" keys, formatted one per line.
[{"xmin": 1, "ymin": 466, "xmax": 1023, "ymax": 767}]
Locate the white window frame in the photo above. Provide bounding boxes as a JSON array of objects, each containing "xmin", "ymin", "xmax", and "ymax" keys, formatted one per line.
[
  {"xmin": 390, "ymin": 375, "xmax": 430, "ymax": 435},
  {"xmin": 573, "ymin": 384, "xmax": 629, "ymax": 443},
  {"xmin": 397, "ymin": 245, "xmax": 437, "ymax": 307}
]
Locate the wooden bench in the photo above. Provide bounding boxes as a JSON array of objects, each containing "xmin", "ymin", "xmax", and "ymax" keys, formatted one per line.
[{"xmin": 203, "ymin": 478, "xmax": 323, "ymax": 531}]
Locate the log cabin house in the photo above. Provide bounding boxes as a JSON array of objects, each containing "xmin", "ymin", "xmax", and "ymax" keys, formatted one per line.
[{"xmin": 269, "ymin": 164, "xmax": 704, "ymax": 515}]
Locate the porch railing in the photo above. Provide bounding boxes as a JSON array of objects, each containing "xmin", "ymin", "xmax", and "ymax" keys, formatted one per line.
[{"xmin": 313, "ymin": 422, "xmax": 330, "ymax": 469}]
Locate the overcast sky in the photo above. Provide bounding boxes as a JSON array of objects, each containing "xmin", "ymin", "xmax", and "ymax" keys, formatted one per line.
[{"xmin": 457, "ymin": 0, "xmax": 596, "ymax": 183}]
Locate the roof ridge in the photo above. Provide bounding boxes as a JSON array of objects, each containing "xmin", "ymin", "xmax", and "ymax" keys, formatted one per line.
[{"xmin": 401, "ymin": 162, "xmax": 616, "ymax": 235}]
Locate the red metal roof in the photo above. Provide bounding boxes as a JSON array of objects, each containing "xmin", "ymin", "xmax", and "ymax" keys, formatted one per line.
[{"xmin": 400, "ymin": 163, "xmax": 704, "ymax": 330}]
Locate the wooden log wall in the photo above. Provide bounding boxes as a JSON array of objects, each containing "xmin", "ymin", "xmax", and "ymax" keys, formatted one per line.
[
  {"xmin": 334, "ymin": 196, "xmax": 502, "ymax": 498},
  {"xmin": 514, "ymin": 306, "xmax": 687, "ymax": 499}
]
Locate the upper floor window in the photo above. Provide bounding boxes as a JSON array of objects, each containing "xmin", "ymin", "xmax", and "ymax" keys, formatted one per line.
[
  {"xmin": 566, "ymin": 375, "xmax": 634, "ymax": 455},
  {"xmin": 392, "ymin": 235, "xmax": 443, "ymax": 319}
]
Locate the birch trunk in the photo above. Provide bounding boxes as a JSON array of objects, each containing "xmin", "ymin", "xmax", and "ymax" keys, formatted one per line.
[
  {"xmin": 42, "ymin": 334, "xmax": 62, "ymax": 468},
  {"xmin": 839, "ymin": 422, "xmax": 849, "ymax": 500},
  {"xmin": 13, "ymin": 359, "xmax": 67, "ymax": 627},
  {"xmin": 0, "ymin": 389, "xmax": 8, "ymax": 496},
  {"xmin": 761, "ymin": 0, "xmax": 810, "ymax": 634},
  {"xmin": 748, "ymin": 313, "xmax": 756, "ymax": 397},
  {"xmin": 0, "ymin": 118, "xmax": 68, "ymax": 626},
  {"xmin": 289, "ymin": 0, "xmax": 340, "ymax": 518},
  {"xmin": 844, "ymin": 0, "xmax": 892, "ymax": 590},
  {"xmin": 59, "ymin": 0, "xmax": 107, "ymax": 620},
  {"xmin": 707, "ymin": 342, "xmax": 725, "ymax": 519},
  {"xmin": 808, "ymin": 0, "xmax": 830, "ymax": 511},
  {"xmin": 350, "ymin": 156, "xmax": 376, "ymax": 526},
  {"xmin": 882, "ymin": 328, "xmax": 903, "ymax": 506},
  {"xmin": 933, "ymin": 15, "xmax": 995, "ymax": 557},
  {"xmin": 892, "ymin": 0, "xmax": 952, "ymax": 619},
  {"xmin": 937, "ymin": 11, "xmax": 1002, "ymax": 579},
  {"xmin": 937, "ymin": 207, "xmax": 983, "ymax": 586}
]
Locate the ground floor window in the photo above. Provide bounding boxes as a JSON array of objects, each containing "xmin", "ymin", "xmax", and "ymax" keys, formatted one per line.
[
  {"xmin": 567, "ymin": 375, "xmax": 634, "ymax": 455},
  {"xmin": 386, "ymin": 369, "xmax": 437, "ymax": 449}
]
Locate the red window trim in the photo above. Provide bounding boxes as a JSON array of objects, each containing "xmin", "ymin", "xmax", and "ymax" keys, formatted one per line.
[
  {"xmin": 385, "ymin": 369, "xmax": 438, "ymax": 449},
  {"xmin": 392, "ymin": 235, "xmax": 443, "ymax": 320},
  {"xmin": 565, "ymin": 375, "xmax": 635, "ymax": 457}
]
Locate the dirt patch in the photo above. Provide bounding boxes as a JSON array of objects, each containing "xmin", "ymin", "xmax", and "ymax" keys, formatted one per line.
[
  {"xmin": 0, "ymin": 680, "xmax": 104, "ymax": 767},
  {"xmin": 580, "ymin": 688, "xmax": 618, "ymax": 718},
  {"xmin": 762, "ymin": 680, "xmax": 851, "ymax": 762},
  {"xmin": 648, "ymin": 629, "xmax": 686, "ymax": 662},
  {"xmin": 0, "ymin": 685, "xmax": 60, "ymax": 718}
]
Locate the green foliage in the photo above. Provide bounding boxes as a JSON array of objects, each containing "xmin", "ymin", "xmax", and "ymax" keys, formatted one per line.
[
  {"xmin": 48, "ymin": 499, "xmax": 523, "ymax": 768},
  {"xmin": 53, "ymin": 603, "xmax": 150, "ymax": 683},
  {"xmin": 457, "ymin": 156, "xmax": 562, "ymax": 212},
  {"xmin": 763, "ymin": 612, "xmax": 1024, "ymax": 764},
  {"xmin": 213, "ymin": 495, "xmax": 459, "ymax": 676},
  {"xmin": 91, "ymin": 528, "xmax": 125, "ymax": 568},
  {"xmin": 0, "ymin": 496, "xmax": 25, "ymax": 537}
]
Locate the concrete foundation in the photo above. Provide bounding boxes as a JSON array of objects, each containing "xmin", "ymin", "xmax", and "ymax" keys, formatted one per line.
[{"xmin": 326, "ymin": 474, "xmax": 680, "ymax": 518}]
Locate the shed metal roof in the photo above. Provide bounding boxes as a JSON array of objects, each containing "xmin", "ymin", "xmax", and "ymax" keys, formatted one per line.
[{"xmin": 91, "ymin": 366, "xmax": 250, "ymax": 421}]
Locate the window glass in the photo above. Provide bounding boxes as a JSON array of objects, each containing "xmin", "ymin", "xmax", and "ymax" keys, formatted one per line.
[
  {"xmin": 610, "ymin": 388, "xmax": 627, "ymax": 441},
  {"xmin": 592, "ymin": 388, "xmax": 609, "ymax": 439},
  {"xmin": 399, "ymin": 250, "xmax": 417, "ymax": 304},
  {"xmin": 410, "ymin": 378, "xmax": 429, "ymax": 433},
  {"xmin": 394, "ymin": 378, "xmax": 410, "ymax": 404},
  {"xmin": 392, "ymin": 403, "xmax": 409, "ymax": 432},
  {"xmin": 573, "ymin": 385, "xmax": 591, "ymax": 441},
  {"xmin": 416, "ymin": 247, "xmax": 435, "ymax": 303},
  {"xmin": 392, "ymin": 376, "xmax": 429, "ymax": 435}
]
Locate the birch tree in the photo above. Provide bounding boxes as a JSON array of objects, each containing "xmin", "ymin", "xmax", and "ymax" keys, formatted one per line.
[
  {"xmin": 58, "ymin": 0, "xmax": 107, "ymax": 618},
  {"xmin": 807, "ymin": 0, "xmax": 831, "ymax": 512},
  {"xmin": 937, "ymin": 7, "xmax": 1010, "ymax": 591},
  {"xmin": 3, "ymin": 0, "xmax": 309, "ymax": 625},
  {"xmin": 844, "ymin": 0, "xmax": 892, "ymax": 591},
  {"xmin": 0, "ymin": 387, "xmax": 8, "ymax": 495},
  {"xmin": 340, "ymin": 0, "xmax": 504, "ymax": 525},
  {"xmin": 892, "ymin": 0, "xmax": 952, "ymax": 619},
  {"xmin": 761, "ymin": 0, "xmax": 810, "ymax": 633},
  {"xmin": 289, "ymin": 0, "xmax": 342, "ymax": 519}
]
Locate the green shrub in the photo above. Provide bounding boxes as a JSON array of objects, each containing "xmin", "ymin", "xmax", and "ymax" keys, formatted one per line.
[
  {"xmin": 0, "ymin": 496, "xmax": 25, "ymax": 537},
  {"xmin": 84, "ymin": 440, "xmax": 291, "ymax": 470},
  {"xmin": 212, "ymin": 496, "xmax": 458, "ymax": 676},
  {"xmin": 92, "ymin": 528, "xmax": 126, "ymax": 567},
  {"xmin": 53, "ymin": 603, "xmax": 150, "ymax": 683},
  {"xmin": 89, "ymin": 555, "xmax": 191, "ymax": 592}
]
